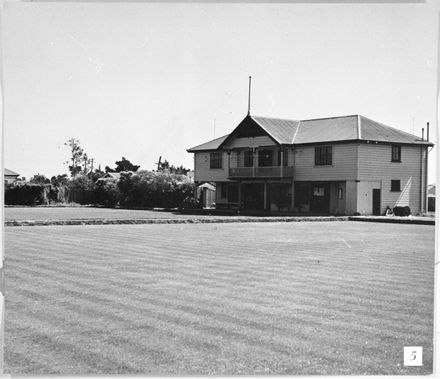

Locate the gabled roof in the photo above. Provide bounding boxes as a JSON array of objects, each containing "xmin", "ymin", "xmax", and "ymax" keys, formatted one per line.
[
  {"xmin": 4, "ymin": 168, "xmax": 20, "ymax": 176},
  {"xmin": 187, "ymin": 114, "xmax": 433, "ymax": 151},
  {"xmin": 251, "ymin": 116, "xmax": 300, "ymax": 144}
]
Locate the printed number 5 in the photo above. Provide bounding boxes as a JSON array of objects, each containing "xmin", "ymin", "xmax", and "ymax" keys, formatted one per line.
[{"xmin": 410, "ymin": 351, "xmax": 417, "ymax": 361}]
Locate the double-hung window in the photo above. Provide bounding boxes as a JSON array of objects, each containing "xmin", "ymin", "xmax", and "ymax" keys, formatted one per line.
[
  {"xmin": 210, "ymin": 152, "xmax": 223, "ymax": 169},
  {"xmin": 391, "ymin": 145, "xmax": 401, "ymax": 162},
  {"xmin": 315, "ymin": 146, "xmax": 332, "ymax": 166}
]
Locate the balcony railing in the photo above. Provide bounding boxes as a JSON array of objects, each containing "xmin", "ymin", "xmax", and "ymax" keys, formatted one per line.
[{"xmin": 229, "ymin": 166, "xmax": 294, "ymax": 178}]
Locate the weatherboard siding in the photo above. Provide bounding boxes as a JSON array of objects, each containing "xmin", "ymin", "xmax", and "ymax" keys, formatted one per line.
[
  {"xmin": 223, "ymin": 136, "xmax": 276, "ymax": 149},
  {"xmin": 358, "ymin": 144, "xmax": 424, "ymax": 214},
  {"xmin": 194, "ymin": 152, "xmax": 229, "ymax": 182},
  {"xmin": 293, "ymin": 144, "xmax": 358, "ymax": 181}
]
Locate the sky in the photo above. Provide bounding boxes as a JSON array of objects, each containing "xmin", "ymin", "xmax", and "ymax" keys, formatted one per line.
[{"xmin": 2, "ymin": 0, "xmax": 439, "ymax": 183}]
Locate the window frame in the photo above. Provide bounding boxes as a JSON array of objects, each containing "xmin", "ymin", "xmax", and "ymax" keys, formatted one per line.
[
  {"xmin": 391, "ymin": 145, "xmax": 402, "ymax": 162},
  {"xmin": 209, "ymin": 152, "xmax": 223, "ymax": 169},
  {"xmin": 315, "ymin": 146, "xmax": 333, "ymax": 166}
]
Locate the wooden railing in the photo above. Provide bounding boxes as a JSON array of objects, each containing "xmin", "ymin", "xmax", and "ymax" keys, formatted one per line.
[{"xmin": 229, "ymin": 166, "xmax": 294, "ymax": 178}]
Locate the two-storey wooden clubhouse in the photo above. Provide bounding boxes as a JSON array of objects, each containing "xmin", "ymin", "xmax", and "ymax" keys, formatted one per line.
[{"xmin": 187, "ymin": 113, "xmax": 433, "ymax": 215}]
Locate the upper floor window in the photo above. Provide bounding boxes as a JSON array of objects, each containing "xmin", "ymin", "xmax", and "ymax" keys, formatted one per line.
[
  {"xmin": 315, "ymin": 146, "xmax": 332, "ymax": 166},
  {"xmin": 391, "ymin": 180, "xmax": 401, "ymax": 192},
  {"xmin": 210, "ymin": 152, "xmax": 223, "ymax": 169},
  {"xmin": 391, "ymin": 145, "xmax": 401, "ymax": 162}
]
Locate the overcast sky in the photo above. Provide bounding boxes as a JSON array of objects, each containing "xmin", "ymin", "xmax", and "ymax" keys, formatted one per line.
[{"xmin": 2, "ymin": 1, "xmax": 439, "ymax": 182}]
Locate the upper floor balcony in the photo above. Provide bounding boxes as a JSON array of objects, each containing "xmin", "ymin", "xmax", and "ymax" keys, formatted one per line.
[{"xmin": 227, "ymin": 147, "xmax": 294, "ymax": 179}]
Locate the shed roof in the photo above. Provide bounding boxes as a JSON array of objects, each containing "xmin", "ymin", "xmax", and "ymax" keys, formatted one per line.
[
  {"xmin": 4, "ymin": 168, "xmax": 20, "ymax": 176},
  {"xmin": 187, "ymin": 114, "xmax": 432, "ymax": 151}
]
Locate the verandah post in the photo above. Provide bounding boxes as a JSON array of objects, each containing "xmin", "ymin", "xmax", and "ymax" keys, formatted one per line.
[{"xmin": 290, "ymin": 180, "xmax": 295, "ymax": 212}]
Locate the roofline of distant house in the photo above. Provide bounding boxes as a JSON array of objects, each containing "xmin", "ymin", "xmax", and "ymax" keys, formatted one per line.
[{"xmin": 187, "ymin": 138, "xmax": 433, "ymax": 152}]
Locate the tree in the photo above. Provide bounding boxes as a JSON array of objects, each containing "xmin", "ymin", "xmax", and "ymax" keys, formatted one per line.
[
  {"xmin": 158, "ymin": 159, "xmax": 190, "ymax": 175},
  {"xmin": 114, "ymin": 157, "xmax": 140, "ymax": 173},
  {"xmin": 29, "ymin": 173, "xmax": 50, "ymax": 185},
  {"xmin": 64, "ymin": 138, "xmax": 84, "ymax": 178},
  {"xmin": 50, "ymin": 174, "xmax": 69, "ymax": 187}
]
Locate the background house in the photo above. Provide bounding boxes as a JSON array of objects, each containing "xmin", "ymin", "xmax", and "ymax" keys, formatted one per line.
[
  {"xmin": 188, "ymin": 114, "xmax": 433, "ymax": 215},
  {"xmin": 4, "ymin": 168, "xmax": 20, "ymax": 185}
]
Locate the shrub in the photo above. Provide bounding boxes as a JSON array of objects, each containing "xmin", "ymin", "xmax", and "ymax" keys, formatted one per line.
[
  {"xmin": 93, "ymin": 180, "xmax": 120, "ymax": 207},
  {"xmin": 5, "ymin": 183, "xmax": 48, "ymax": 205},
  {"xmin": 393, "ymin": 206, "xmax": 411, "ymax": 216},
  {"xmin": 117, "ymin": 170, "xmax": 194, "ymax": 208}
]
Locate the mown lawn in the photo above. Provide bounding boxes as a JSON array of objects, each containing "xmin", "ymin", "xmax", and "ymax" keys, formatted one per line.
[
  {"xmin": 4, "ymin": 222, "xmax": 434, "ymax": 375},
  {"xmin": 4, "ymin": 206, "xmax": 204, "ymax": 222}
]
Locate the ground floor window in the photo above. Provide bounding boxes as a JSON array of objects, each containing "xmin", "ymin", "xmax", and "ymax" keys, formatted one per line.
[{"xmin": 391, "ymin": 180, "xmax": 401, "ymax": 192}]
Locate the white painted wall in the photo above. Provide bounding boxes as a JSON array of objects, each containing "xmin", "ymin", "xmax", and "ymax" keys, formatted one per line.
[
  {"xmin": 345, "ymin": 181, "xmax": 358, "ymax": 215},
  {"xmin": 294, "ymin": 143, "xmax": 358, "ymax": 181},
  {"xmin": 194, "ymin": 152, "xmax": 229, "ymax": 182},
  {"xmin": 358, "ymin": 144, "xmax": 424, "ymax": 214},
  {"xmin": 356, "ymin": 181, "xmax": 381, "ymax": 215}
]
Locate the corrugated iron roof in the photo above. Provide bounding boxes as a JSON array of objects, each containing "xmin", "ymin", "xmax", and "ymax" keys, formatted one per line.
[
  {"xmin": 295, "ymin": 115, "xmax": 359, "ymax": 144},
  {"xmin": 4, "ymin": 168, "xmax": 20, "ymax": 176},
  {"xmin": 187, "ymin": 134, "xmax": 229, "ymax": 152},
  {"xmin": 359, "ymin": 116, "xmax": 426, "ymax": 144},
  {"xmin": 187, "ymin": 114, "xmax": 432, "ymax": 151},
  {"xmin": 252, "ymin": 116, "xmax": 299, "ymax": 144}
]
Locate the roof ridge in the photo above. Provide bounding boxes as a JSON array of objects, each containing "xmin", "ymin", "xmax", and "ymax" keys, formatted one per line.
[
  {"xmin": 251, "ymin": 115, "xmax": 300, "ymax": 123},
  {"xmin": 300, "ymin": 114, "xmax": 359, "ymax": 122},
  {"xmin": 292, "ymin": 120, "xmax": 301, "ymax": 144}
]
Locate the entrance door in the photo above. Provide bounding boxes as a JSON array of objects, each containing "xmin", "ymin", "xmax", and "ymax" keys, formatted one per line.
[
  {"xmin": 372, "ymin": 189, "xmax": 381, "ymax": 215},
  {"xmin": 310, "ymin": 183, "xmax": 330, "ymax": 214}
]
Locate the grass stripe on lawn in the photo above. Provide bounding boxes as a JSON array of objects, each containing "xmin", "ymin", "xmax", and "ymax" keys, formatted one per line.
[{"xmin": 5, "ymin": 222, "xmax": 434, "ymax": 375}]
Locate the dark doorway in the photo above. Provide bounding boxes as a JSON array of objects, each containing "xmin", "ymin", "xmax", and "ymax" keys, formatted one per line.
[
  {"xmin": 310, "ymin": 183, "xmax": 330, "ymax": 213},
  {"xmin": 242, "ymin": 183, "xmax": 264, "ymax": 210},
  {"xmin": 372, "ymin": 188, "xmax": 381, "ymax": 215}
]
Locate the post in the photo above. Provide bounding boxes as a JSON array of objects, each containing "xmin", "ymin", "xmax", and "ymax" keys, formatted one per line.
[
  {"xmin": 194, "ymin": 181, "xmax": 198, "ymax": 204},
  {"xmin": 247, "ymin": 76, "xmax": 252, "ymax": 116},
  {"xmin": 280, "ymin": 148, "xmax": 283, "ymax": 178},
  {"xmin": 290, "ymin": 180, "xmax": 295, "ymax": 212},
  {"xmin": 264, "ymin": 181, "xmax": 267, "ymax": 211},
  {"xmin": 238, "ymin": 181, "xmax": 242, "ymax": 209},
  {"xmin": 425, "ymin": 145, "xmax": 429, "ymax": 213},
  {"xmin": 227, "ymin": 150, "xmax": 231, "ymax": 177},
  {"xmin": 253, "ymin": 148, "xmax": 257, "ymax": 178}
]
